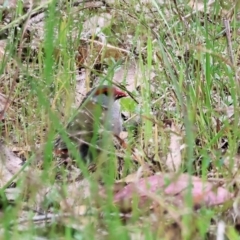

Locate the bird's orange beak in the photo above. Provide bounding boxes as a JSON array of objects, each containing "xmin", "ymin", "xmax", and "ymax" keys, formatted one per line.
[{"xmin": 113, "ymin": 88, "xmax": 127, "ymax": 100}]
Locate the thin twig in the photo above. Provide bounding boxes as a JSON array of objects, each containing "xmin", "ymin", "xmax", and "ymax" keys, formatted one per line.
[{"xmin": 223, "ymin": 19, "xmax": 234, "ymax": 66}]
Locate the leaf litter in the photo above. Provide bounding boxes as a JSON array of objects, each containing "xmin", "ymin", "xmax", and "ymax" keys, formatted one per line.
[{"xmin": 0, "ymin": 0, "xmax": 239, "ymax": 239}]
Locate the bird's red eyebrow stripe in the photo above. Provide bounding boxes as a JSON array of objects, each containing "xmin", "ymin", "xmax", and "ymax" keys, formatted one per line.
[{"xmin": 95, "ymin": 87, "xmax": 109, "ymax": 96}]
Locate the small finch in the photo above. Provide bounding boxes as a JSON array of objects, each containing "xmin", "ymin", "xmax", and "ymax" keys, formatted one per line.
[{"xmin": 54, "ymin": 85, "xmax": 127, "ymax": 166}]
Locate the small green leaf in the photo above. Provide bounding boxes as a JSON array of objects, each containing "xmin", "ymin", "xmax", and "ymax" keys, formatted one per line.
[{"xmin": 120, "ymin": 98, "xmax": 138, "ymax": 112}]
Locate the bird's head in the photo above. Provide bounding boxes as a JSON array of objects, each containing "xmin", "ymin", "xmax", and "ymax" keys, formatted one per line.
[
  {"xmin": 92, "ymin": 85, "xmax": 127, "ymax": 100},
  {"xmin": 87, "ymin": 85, "xmax": 127, "ymax": 107}
]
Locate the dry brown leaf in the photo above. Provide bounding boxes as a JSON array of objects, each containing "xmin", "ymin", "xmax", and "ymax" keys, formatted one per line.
[
  {"xmin": 5, "ymin": 188, "xmax": 21, "ymax": 201},
  {"xmin": 0, "ymin": 0, "xmax": 48, "ymax": 8},
  {"xmin": 27, "ymin": 13, "xmax": 45, "ymax": 43},
  {"xmin": 0, "ymin": 40, "xmax": 6, "ymax": 61},
  {"xmin": 83, "ymin": 13, "xmax": 112, "ymax": 36},
  {"xmin": 105, "ymin": 0, "xmax": 165, "ymax": 6},
  {"xmin": 117, "ymin": 164, "xmax": 154, "ymax": 183},
  {"xmin": 0, "ymin": 0, "xmax": 21, "ymax": 8},
  {"xmin": 225, "ymin": 106, "xmax": 235, "ymax": 118},
  {"xmin": 114, "ymin": 173, "xmax": 233, "ymax": 210},
  {"xmin": 60, "ymin": 179, "xmax": 91, "ymax": 211},
  {"xmin": 0, "ymin": 143, "xmax": 22, "ymax": 187},
  {"xmin": 188, "ymin": 0, "xmax": 215, "ymax": 12},
  {"xmin": 113, "ymin": 61, "xmax": 156, "ymax": 92},
  {"xmin": 0, "ymin": 92, "xmax": 7, "ymax": 113},
  {"xmin": 75, "ymin": 70, "xmax": 87, "ymax": 106},
  {"xmin": 79, "ymin": 0, "xmax": 104, "ymax": 8},
  {"xmin": 139, "ymin": 0, "xmax": 165, "ymax": 3},
  {"xmin": 11, "ymin": 145, "xmax": 31, "ymax": 159},
  {"xmin": 166, "ymin": 124, "xmax": 183, "ymax": 172},
  {"xmin": 113, "ymin": 61, "xmax": 139, "ymax": 91}
]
